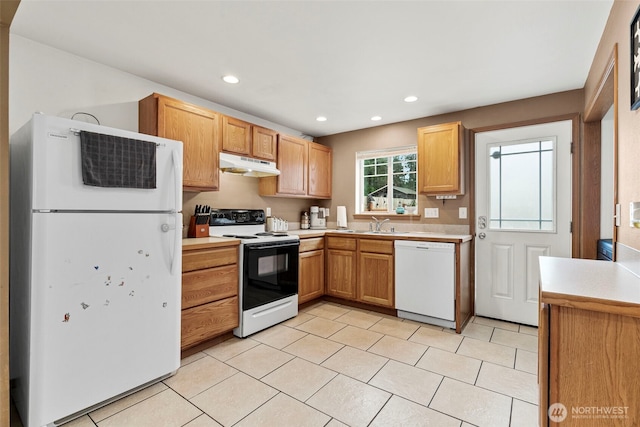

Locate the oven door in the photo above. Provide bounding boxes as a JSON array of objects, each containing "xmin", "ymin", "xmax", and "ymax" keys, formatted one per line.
[{"xmin": 242, "ymin": 240, "xmax": 300, "ymax": 311}]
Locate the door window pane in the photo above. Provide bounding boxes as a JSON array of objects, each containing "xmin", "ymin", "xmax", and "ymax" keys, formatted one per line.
[{"xmin": 488, "ymin": 139, "xmax": 556, "ymax": 231}]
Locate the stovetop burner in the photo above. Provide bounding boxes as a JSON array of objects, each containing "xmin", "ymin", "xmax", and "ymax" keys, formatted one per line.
[{"xmin": 209, "ymin": 209, "xmax": 299, "ymax": 244}]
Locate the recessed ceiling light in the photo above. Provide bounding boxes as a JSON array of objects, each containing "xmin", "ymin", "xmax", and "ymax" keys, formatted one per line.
[
  {"xmin": 222, "ymin": 75, "xmax": 239, "ymax": 84},
  {"xmin": 404, "ymin": 96, "xmax": 418, "ymax": 103},
  {"xmin": 371, "ymin": 116, "xmax": 382, "ymax": 121},
  {"xmin": 316, "ymin": 116, "xmax": 327, "ymax": 122}
]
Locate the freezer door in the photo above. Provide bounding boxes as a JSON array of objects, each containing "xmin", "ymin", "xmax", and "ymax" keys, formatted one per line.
[
  {"xmin": 29, "ymin": 114, "xmax": 182, "ymax": 211},
  {"xmin": 26, "ymin": 212, "xmax": 181, "ymax": 426}
]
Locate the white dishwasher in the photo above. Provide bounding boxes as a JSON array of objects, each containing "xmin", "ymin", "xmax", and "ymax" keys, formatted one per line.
[{"xmin": 394, "ymin": 240, "xmax": 456, "ymax": 329}]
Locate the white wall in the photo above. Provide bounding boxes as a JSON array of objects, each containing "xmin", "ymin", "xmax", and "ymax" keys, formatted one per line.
[
  {"xmin": 600, "ymin": 105, "xmax": 614, "ymax": 239},
  {"xmin": 8, "ymin": 35, "xmax": 321, "ymax": 229},
  {"xmin": 9, "ymin": 35, "xmax": 307, "ymax": 138}
]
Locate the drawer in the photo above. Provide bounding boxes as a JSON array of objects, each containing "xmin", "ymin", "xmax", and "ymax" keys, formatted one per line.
[
  {"xmin": 182, "ymin": 246, "xmax": 237, "ymax": 272},
  {"xmin": 181, "ymin": 296, "xmax": 239, "ymax": 349},
  {"xmin": 182, "ymin": 264, "xmax": 238, "ymax": 309},
  {"xmin": 326, "ymin": 236, "xmax": 357, "ymax": 251},
  {"xmin": 299, "ymin": 237, "xmax": 325, "ymax": 252},
  {"xmin": 359, "ymin": 239, "xmax": 393, "ymax": 254}
]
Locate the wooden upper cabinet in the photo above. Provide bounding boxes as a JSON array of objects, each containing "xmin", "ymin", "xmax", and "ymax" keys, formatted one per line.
[
  {"xmin": 222, "ymin": 116, "xmax": 251, "ymax": 156},
  {"xmin": 274, "ymin": 134, "xmax": 308, "ymax": 195},
  {"xmin": 259, "ymin": 134, "xmax": 332, "ymax": 199},
  {"xmin": 139, "ymin": 93, "xmax": 220, "ymax": 192},
  {"xmin": 308, "ymin": 142, "xmax": 332, "ymax": 198},
  {"xmin": 221, "ymin": 116, "xmax": 278, "ymax": 161},
  {"xmin": 417, "ymin": 121, "xmax": 465, "ymax": 195},
  {"xmin": 252, "ymin": 126, "xmax": 278, "ymax": 161}
]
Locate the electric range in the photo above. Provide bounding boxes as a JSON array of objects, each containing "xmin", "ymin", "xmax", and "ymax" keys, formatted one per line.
[{"xmin": 208, "ymin": 209, "xmax": 299, "ymax": 337}]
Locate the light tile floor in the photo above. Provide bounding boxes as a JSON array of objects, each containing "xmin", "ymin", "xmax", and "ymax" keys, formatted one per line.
[{"xmin": 11, "ymin": 301, "xmax": 539, "ymax": 427}]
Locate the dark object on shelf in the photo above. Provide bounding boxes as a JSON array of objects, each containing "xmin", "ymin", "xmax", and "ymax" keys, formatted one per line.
[
  {"xmin": 597, "ymin": 238, "xmax": 613, "ymax": 261},
  {"xmin": 631, "ymin": 5, "xmax": 640, "ymax": 110}
]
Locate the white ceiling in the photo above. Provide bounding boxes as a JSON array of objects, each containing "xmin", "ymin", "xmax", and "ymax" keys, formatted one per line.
[{"xmin": 11, "ymin": 0, "xmax": 613, "ymax": 137}]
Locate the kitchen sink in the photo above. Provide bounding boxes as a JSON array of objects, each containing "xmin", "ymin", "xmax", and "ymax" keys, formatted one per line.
[{"xmin": 329, "ymin": 229, "xmax": 410, "ymax": 235}]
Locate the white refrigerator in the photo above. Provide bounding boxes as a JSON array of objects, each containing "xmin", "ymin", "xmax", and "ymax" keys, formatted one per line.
[{"xmin": 9, "ymin": 113, "xmax": 183, "ymax": 426}]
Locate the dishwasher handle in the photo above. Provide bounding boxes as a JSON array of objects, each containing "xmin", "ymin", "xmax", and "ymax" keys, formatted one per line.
[{"xmin": 394, "ymin": 240, "xmax": 455, "ymax": 251}]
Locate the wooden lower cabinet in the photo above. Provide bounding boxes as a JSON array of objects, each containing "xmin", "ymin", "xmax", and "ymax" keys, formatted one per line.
[
  {"xmin": 181, "ymin": 297, "xmax": 238, "ymax": 350},
  {"xmin": 181, "ymin": 242, "xmax": 239, "ymax": 350},
  {"xmin": 358, "ymin": 252, "xmax": 394, "ymax": 307},
  {"xmin": 299, "ymin": 237, "xmax": 325, "ymax": 304},
  {"xmin": 325, "ymin": 236, "xmax": 394, "ymax": 308},
  {"xmin": 539, "ymin": 257, "xmax": 640, "ymax": 427},
  {"xmin": 326, "ymin": 248, "xmax": 357, "ymax": 300},
  {"xmin": 540, "ymin": 305, "xmax": 640, "ymax": 427}
]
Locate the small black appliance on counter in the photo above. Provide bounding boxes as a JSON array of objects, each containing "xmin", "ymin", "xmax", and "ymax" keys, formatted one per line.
[{"xmin": 597, "ymin": 238, "xmax": 613, "ymax": 261}]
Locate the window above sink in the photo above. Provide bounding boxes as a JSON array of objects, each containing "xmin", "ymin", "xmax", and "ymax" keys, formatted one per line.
[{"xmin": 356, "ymin": 146, "xmax": 418, "ymax": 215}]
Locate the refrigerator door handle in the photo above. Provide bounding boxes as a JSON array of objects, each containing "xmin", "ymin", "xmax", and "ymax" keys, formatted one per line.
[
  {"xmin": 171, "ymin": 212, "xmax": 181, "ymax": 275},
  {"xmin": 172, "ymin": 149, "xmax": 183, "ymax": 210}
]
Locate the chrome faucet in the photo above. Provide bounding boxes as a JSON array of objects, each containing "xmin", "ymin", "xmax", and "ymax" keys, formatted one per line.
[{"xmin": 371, "ymin": 216, "xmax": 390, "ymax": 232}]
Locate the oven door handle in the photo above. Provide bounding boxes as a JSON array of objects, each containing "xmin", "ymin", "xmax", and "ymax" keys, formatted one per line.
[{"xmin": 246, "ymin": 242, "xmax": 300, "ymax": 251}]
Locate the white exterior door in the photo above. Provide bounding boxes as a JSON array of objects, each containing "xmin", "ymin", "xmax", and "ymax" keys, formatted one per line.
[{"xmin": 475, "ymin": 121, "xmax": 572, "ymax": 326}]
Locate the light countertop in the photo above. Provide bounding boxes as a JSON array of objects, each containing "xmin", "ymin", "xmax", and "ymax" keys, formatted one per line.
[
  {"xmin": 289, "ymin": 229, "xmax": 472, "ymax": 243},
  {"xmin": 184, "ymin": 230, "xmax": 473, "ymax": 247},
  {"xmin": 539, "ymin": 256, "xmax": 640, "ymax": 317},
  {"xmin": 182, "ymin": 236, "xmax": 240, "ymax": 250}
]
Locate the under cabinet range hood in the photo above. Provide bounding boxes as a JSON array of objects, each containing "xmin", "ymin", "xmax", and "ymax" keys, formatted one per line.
[{"xmin": 219, "ymin": 152, "xmax": 280, "ymax": 177}]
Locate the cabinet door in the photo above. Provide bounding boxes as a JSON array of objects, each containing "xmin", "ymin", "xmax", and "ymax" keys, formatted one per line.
[
  {"xmin": 181, "ymin": 296, "xmax": 239, "ymax": 350},
  {"xmin": 299, "ymin": 250, "xmax": 325, "ymax": 304},
  {"xmin": 182, "ymin": 264, "xmax": 238, "ymax": 309},
  {"xmin": 308, "ymin": 142, "xmax": 332, "ymax": 198},
  {"xmin": 156, "ymin": 96, "xmax": 220, "ymax": 191},
  {"xmin": 276, "ymin": 134, "xmax": 308, "ymax": 195},
  {"xmin": 326, "ymin": 249, "xmax": 356, "ymax": 299},
  {"xmin": 182, "ymin": 246, "xmax": 238, "ymax": 272},
  {"xmin": 418, "ymin": 121, "xmax": 462, "ymax": 194},
  {"xmin": 222, "ymin": 116, "xmax": 251, "ymax": 155},
  {"xmin": 358, "ymin": 252, "xmax": 394, "ymax": 307},
  {"xmin": 252, "ymin": 126, "xmax": 278, "ymax": 161}
]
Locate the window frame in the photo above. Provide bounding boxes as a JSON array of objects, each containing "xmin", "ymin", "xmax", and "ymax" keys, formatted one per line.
[{"xmin": 355, "ymin": 145, "xmax": 418, "ymax": 214}]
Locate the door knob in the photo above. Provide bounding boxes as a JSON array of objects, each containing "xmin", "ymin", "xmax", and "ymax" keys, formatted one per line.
[{"xmin": 478, "ymin": 232, "xmax": 486, "ymax": 239}]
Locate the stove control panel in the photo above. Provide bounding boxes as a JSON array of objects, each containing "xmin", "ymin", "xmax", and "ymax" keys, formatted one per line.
[{"xmin": 209, "ymin": 209, "xmax": 265, "ymax": 226}]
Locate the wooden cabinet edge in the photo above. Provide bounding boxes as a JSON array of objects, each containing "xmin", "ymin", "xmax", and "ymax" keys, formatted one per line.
[
  {"xmin": 455, "ymin": 241, "xmax": 472, "ymax": 333},
  {"xmin": 538, "ymin": 300, "xmax": 550, "ymax": 427}
]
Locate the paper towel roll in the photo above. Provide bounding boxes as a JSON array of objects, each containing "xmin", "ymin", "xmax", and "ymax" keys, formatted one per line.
[{"xmin": 336, "ymin": 206, "xmax": 347, "ymax": 228}]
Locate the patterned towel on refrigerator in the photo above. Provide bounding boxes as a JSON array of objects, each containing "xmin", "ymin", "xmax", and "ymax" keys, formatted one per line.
[{"xmin": 80, "ymin": 130, "xmax": 156, "ymax": 189}]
